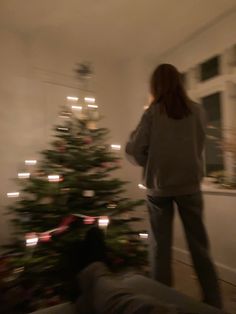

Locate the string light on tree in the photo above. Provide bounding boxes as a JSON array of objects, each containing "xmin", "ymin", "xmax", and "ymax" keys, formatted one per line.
[
  {"xmin": 84, "ymin": 97, "xmax": 95, "ymax": 103},
  {"xmin": 71, "ymin": 105, "xmax": 82, "ymax": 111},
  {"xmin": 82, "ymin": 190, "xmax": 95, "ymax": 197},
  {"xmin": 25, "ymin": 233, "xmax": 39, "ymax": 247},
  {"xmin": 138, "ymin": 183, "xmax": 147, "ymax": 190},
  {"xmin": 59, "ymin": 110, "xmax": 71, "ymax": 119},
  {"xmin": 25, "ymin": 160, "xmax": 37, "ymax": 166},
  {"xmin": 66, "ymin": 96, "xmax": 79, "ymax": 101},
  {"xmin": 107, "ymin": 203, "xmax": 117, "ymax": 209},
  {"xmin": 57, "ymin": 127, "xmax": 69, "ymax": 131},
  {"xmin": 7, "ymin": 192, "xmax": 20, "ymax": 198},
  {"xmin": 87, "ymin": 104, "xmax": 98, "ymax": 109},
  {"xmin": 111, "ymin": 144, "xmax": 121, "ymax": 151},
  {"xmin": 139, "ymin": 232, "xmax": 149, "ymax": 239},
  {"xmin": 98, "ymin": 216, "xmax": 110, "ymax": 229},
  {"xmin": 18, "ymin": 172, "xmax": 30, "ymax": 179},
  {"xmin": 48, "ymin": 175, "xmax": 61, "ymax": 182}
]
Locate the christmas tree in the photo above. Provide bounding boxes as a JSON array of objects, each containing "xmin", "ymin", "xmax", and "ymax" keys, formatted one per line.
[{"xmin": 2, "ymin": 65, "xmax": 147, "ymax": 313}]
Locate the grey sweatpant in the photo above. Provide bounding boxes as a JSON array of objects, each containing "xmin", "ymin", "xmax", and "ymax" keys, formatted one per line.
[
  {"xmin": 77, "ymin": 262, "xmax": 225, "ymax": 314},
  {"xmin": 77, "ymin": 262, "xmax": 176, "ymax": 314},
  {"xmin": 147, "ymin": 191, "xmax": 222, "ymax": 309}
]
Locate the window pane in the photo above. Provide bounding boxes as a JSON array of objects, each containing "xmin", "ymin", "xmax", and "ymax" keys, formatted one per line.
[
  {"xmin": 202, "ymin": 92, "xmax": 224, "ymax": 175},
  {"xmin": 200, "ymin": 56, "xmax": 219, "ymax": 81}
]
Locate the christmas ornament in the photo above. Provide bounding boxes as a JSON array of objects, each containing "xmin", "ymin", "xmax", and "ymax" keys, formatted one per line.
[
  {"xmin": 39, "ymin": 233, "xmax": 51, "ymax": 242},
  {"xmin": 83, "ymin": 216, "xmax": 95, "ymax": 225},
  {"xmin": 90, "ymin": 110, "xmax": 99, "ymax": 120},
  {"xmin": 78, "ymin": 112, "xmax": 87, "ymax": 120},
  {"xmin": 40, "ymin": 197, "xmax": 53, "ymax": 205},
  {"xmin": 59, "ymin": 110, "xmax": 71, "ymax": 119},
  {"xmin": 83, "ymin": 190, "xmax": 95, "ymax": 197},
  {"xmin": 87, "ymin": 121, "xmax": 97, "ymax": 130},
  {"xmin": 83, "ymin": 136, "xmax": 93, "ymax": 145}
]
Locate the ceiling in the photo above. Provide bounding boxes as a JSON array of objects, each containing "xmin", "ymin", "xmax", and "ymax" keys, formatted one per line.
[{"xmin": 0, "ymin": 0, "xmax": 236, "ymax": 60}]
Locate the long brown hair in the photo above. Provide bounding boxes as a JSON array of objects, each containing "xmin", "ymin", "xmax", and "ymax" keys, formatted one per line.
[{"xmin": 150, "ymin": 64, "xmax": 191, "ymax": 119}]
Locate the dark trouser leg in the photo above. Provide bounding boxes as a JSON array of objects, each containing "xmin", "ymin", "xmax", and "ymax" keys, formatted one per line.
[
  {"xmin": 147, "ymin": 195, "xmax": 174, "ymax": 286},
  {"xmin": 175, "ymin": 192, "xmax": 223, "ymax": 309}
]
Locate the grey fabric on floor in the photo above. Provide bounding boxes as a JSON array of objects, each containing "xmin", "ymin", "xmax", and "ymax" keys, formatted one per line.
[
  {"xmin": 30, "ymin": 302, "xmax": 75, "ymax": 314},
  {"xmin": 123, "ymin": 274, "xmax": 225, "ymax": 314}
]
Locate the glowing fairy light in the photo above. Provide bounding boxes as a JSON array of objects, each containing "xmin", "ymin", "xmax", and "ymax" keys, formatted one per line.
[
  {"xmin": 18, "ymin": 172, "xmax": 30, "ymax": 179},
  {"xmin": 111, "ymin": 144, "xmax": 121, "ymax": 151},
  {"xmin": 107, "ymin": 203, "xmax": 117, "ymax": 209},
  {"xmin": 71, "ymin": 105, "xmax": 82, "ymax": 111},
  {"xmin": 84, "ymin": 216, "xmax": 96, "ymax": 225},
  {"xmin": 84, "ymin": 97, "xmax": 95, "ymax": 103},
  {"xmin": 139, "ymin": 232, "xmax": 149, "ymax": 239},
  {"xmin": 48, "ymin": 175, "xmax": 60, "ymax": 182},
  {"xmin": 57, "ymin": 127, "xmax": 69, "ymax": 131},
  {"xmin": 25, "ymin": 160, "xmax": 37, "ymax": 165},
  {"xmin": 67, "ymin": 96, "xmax": 79, "ymax": 101},
  {"xmin": 98, "ymin": 216, "xmax": 110, "ymax": 229},
  {"xmin": 138, "ymin": 183, "xmax": 147, "ymax": 190},
  {"xmin": 7, "ymin": 192, "xmax": 20, "ymax": 198},
  {"xmin": 25, "ymin": 233, "xmax": 38, "ymax": 247},
  {"xmin": 87, "ymin": 104, "xmax": 98, "ymax": 109}
]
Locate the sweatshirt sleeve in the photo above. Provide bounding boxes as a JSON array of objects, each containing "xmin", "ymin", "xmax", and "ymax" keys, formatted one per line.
[{"xmin": 125, "ymin": 108, "xmax": 152, "ymax": 167}]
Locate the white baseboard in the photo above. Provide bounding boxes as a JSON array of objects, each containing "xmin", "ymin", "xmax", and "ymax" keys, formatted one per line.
[{"xmin": 173, "ymin": 246, "xmax": 236, "ymax": 286}]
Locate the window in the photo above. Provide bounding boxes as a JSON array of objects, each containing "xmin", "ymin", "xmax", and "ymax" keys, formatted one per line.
[
  {"xmin": 202, "ymin": 92, "xmax": 224, "ymax": 175},
  {"xmin": 200, "ymin": 56, "xmax": 219, "ymax": 81}
]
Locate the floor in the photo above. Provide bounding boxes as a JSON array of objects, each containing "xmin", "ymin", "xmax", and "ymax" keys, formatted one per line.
[{"xmin": 174, "ymin": 260, "xmax": 236, "ymax": 314}]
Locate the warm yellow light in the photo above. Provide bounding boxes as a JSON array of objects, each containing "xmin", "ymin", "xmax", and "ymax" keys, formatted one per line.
[
  {"xmin": 87, "ymin": 104, "xmax": 98, "ymax": 109},
  {"xmin": 67, "ymin": 96, "xmax": 79, "ymax": 101},
  {"xmin": 25, "ymin": 160, "xmax": 37, "ymax": 165},
  {"xmin": 71, "ymin": 105, "xmax": 82, "ymax": 111},
  {"xmin": 139, "ymin": 232, "xmax": 149, "ymax": 239},
  {"xmin": 98, "ymin": 216, "xmax": 110, "ymax": 228},
  {"xmin": 84, "ymin": 97, "xmax": 95, "ymax": 103},
  {"xmin": 138, "ymin": 183, "xmax": 147, "ymax": 190},
  {"xmin": 26, "ymin": 233, "xmax": 39, "ymax": 247},
  {"xmin": 48, "ymin": 175, "xmax": 60, "ymax": 182},
  {"xmin": 111, "ymin": 144, "xmax": 121, "ymax": 151},
  {"xmin": 57, "ymin": 127, "xmax": 69, "ymax": 131},
  {"xmin": 7, "ymin": 192, "xmax": 20, "ymax": 198},
  {"xmin": 18, "ymin": 172, "xmax": 30, "ymax": 179}
]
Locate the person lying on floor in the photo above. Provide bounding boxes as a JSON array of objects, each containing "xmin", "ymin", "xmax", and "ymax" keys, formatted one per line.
[{"xmin": 63, "ymin": 227, "xmax": 226, "ymax": 314}]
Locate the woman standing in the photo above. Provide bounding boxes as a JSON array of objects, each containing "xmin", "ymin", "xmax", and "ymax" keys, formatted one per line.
[{"xmin": 126, "ymin": 64, "xmax": 222, "ymax": 309}]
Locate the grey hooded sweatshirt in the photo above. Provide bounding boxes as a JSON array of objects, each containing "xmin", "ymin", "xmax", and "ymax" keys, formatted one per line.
[{"xmin": 125, "ymin": 102, "xmax": 206, "ymax": 197}]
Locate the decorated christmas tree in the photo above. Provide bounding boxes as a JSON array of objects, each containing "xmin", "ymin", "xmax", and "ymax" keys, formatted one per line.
[{"xmin": 1, "ymin": 64, "xmax": 147, "ymax": 313}]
